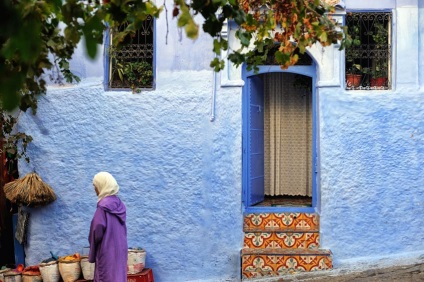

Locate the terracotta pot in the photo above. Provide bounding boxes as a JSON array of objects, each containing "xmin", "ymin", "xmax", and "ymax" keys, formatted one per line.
[
  {"xmin": 370, "ymin": 77, "xmax": 387, "ymax": 87},
  {"xmin": 346, "ymin": 74, "xmax": 361, "ymax": 88}
]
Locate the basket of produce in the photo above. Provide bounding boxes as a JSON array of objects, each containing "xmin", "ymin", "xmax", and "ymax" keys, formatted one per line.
[
  {"xmin": 39, "ymin": 260, "xmax": 60, "ymax": 282},
  {"xmin": 22, "ymin": 266, "xmax": 42, "ymax": 282},
  {"xmin": 127, "ymin": 248, "xmax": 146, "ymax": 274},
  {"xmin": 0, "ymin": 268, "xmax": 11, "ymax": 282},
  {"xmin": 79, "ymin": 256, "xmax": 95, "ymax": 280},
  {"xmin": 58, "ymin": 253, "xmax": 81, "ymax": 282},
  {"xmin": 3, "ymin": 270, "xmax": 22, "ymax": 282}
]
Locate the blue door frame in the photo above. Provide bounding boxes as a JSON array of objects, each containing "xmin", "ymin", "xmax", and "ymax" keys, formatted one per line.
[{"xmin": 242, "ymin": 64, "xmax": 319, "ymax": 213}]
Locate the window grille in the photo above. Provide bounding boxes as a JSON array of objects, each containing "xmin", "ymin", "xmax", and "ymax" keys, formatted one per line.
[
  {"xmin": 345, "ymin": 12, "xmax": 391, "ymax": 90},
  {"xmin": 109, "ymin": 16, "xmax": 154, "ymax": 90}
]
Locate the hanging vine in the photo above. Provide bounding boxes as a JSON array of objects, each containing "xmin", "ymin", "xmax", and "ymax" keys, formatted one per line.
[{"xmin": 0, "ymin": 0, "xmax": 352, "ymax": 163}]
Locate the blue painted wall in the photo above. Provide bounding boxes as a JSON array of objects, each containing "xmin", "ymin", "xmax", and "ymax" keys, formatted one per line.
[
  {"xmin": 318, "ymin": 1, "xmax": 424, "ymax": 268},
  {"xmin": 319, "ymin": 90, "xmax": 424, "ymax": 266},
  {"xmin": 18, "ymin": 72, "xmax": 244, "ymax": 282},
  {"xmin": 15, "ymin": 1, "xmax": 424, "ymax": 281}
]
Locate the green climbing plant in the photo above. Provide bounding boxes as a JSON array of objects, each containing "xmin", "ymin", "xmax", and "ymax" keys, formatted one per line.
[{"xmin": 111, "ymin": 60, "xmax": 154, "ymax": 92}]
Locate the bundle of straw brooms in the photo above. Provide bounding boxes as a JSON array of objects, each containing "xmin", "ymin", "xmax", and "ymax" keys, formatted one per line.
[{"xmin": 4, "ymin": 172, "xmax": 57, "ymax": 207}]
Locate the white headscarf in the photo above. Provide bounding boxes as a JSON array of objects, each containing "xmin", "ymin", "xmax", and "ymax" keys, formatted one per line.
[{"xmin": 93, "ymin": 172, "xmax": 120, "ymax": 202}]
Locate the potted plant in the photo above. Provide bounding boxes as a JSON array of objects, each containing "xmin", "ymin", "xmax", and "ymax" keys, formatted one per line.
[
  {"xmin": 369, "ymin": 67, "xmax": 388, "ymax": 87},
  {"xmin": 111, "ymin": 60, "xmax": 153, "ymax": 92},
  {"xmin": 345, "ymin": 25, "xmax": 362, "ymax": 89},
  {"xmin": 346, "ymin": 64, "xmax": 362, "ymax": 88},
  {"xmin": 370, "ymin": 23, "xmax": 388, "ymax": 87}
]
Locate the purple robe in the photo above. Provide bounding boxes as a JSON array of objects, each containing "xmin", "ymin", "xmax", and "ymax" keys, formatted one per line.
[{"xmin": 88, "ymin": 195, "xmax": 128, "ymax": 282}]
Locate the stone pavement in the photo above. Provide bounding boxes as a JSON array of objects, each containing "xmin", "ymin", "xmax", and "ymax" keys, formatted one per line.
[{"xmin": 246, "ymin": 259, "xmax": 424, "ymax": 282}]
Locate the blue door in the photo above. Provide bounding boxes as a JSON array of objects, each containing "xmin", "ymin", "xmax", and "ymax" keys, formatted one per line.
[{"xmin": 244, "ymin": 75, "xmax": 265, "ymax": 206}]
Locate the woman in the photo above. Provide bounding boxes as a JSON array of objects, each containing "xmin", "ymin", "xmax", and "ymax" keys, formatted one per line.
[{"xmin": 88, "ymin": 172, "xmax": 128, "ymax": 282}]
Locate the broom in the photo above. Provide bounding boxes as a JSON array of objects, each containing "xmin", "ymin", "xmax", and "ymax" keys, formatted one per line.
[{"xmin": 4, "ymin": 172, "xmax": 57, "ymax": 207}]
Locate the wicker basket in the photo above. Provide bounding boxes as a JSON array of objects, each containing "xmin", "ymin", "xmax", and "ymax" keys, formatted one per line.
[
  {"xmin": 39, "ymin": 261, "xmax": 60, "ymax": 282},
  {"xmin": 3, "ymin": 271, "xmax": 22, "ymax": 282},
  {"xmin": 21, "ymin": 274, "xmax": 42, "ymax": 282},
  {"xmin": 0, "ymin": 268, "xmax": 11, "ymax": 282},
  {"xmin": 80, "ymin": 256, "xmax": 95, "ymax": 280},
  {"xmin": 58, "ymin": 260, "xmax": 81, "ymax": 282},
  {"xmin": 127, "ymin": 249, "xmax": 146, "ymax": 274}
]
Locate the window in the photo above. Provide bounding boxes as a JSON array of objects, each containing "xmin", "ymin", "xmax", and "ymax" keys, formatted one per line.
[
  {"xmin": 345, "ymin": 12, "xmax": 392, "ymax": 90},
  {"xmin": 108, "ymin": 16, "xmax": 154, "ymax": 91}
]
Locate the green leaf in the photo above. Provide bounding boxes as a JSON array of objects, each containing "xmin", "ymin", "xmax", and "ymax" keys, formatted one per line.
[
  {"xmin": 84, "ymin": 37, "xmax": 97, "ymax": 59},
  {"xmin": 319, "ymin": 31, "xmax": 327, "ymax": 42},
  {"xmin": 227, "ymin": 52, "xmax": 245, "ymax": 67},
  {"xmin": 213, "ymin": 39, "xmax": 221, "ymax": 55},
  {"xmin": 64, "ymin": 26, "xmax": 80, "ymax": 44},
  {"xmin": 236, "ymin": 31, "xmax": 251, "ymax": 47},
  {"xmin": 274, "ymin": 50, "xmax": 290, "ymax": 65},
  {"xmin": 185, "ymin": 21, "xmax": 199, "ymax": 39},
  {"xmin": 210, "ymin": 57, "xmax": 225, "ymax": 72},
  {"xmin": 177, "ymin": 9, "xmax": 191, "ymax": 27}
]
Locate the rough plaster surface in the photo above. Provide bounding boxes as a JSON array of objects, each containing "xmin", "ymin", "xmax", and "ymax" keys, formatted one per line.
[
  {"xmin": 18, "ymin": 71, "xmax": 243, "ymax": 282},
  {"xmin": 319, "ymin": 89, "xmax": 424, "ymax": 267},
  {"xmin": 14, "ymin": 3, "xmax": 424, "ymax": 282},
  {"xmin": 317, "ymin": 6, "xmax": 424, "ymax": 270}
]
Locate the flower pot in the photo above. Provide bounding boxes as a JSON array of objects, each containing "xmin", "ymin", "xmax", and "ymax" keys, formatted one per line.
[
  {"xmin": 346, "ymin": 74, "xmax": 362, "ymax": 88},
  {"xmin": 370, "ymin": 77, "xmax": 387, "ymax": 87}
]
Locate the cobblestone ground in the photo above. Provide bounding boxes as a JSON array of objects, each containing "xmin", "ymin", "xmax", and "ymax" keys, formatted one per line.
[
  {"xmin": 247, "ymin": 261, "xmax": 424, "ymax": 282},
  {"xmin": 281, "ymin": 263, "xmax": 424, "ymax": 281}
]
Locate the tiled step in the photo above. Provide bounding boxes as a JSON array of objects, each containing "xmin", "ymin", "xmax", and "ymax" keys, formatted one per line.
[
  {"xmin": 243, "ymin": 212, "xmax": 319, "ymax": 232},
  {"xmin": 244, "ymin": 231, "xmax": 320, "ymax": 249},
  {"xmin": 241, "ymin": 248, "xmax": 333, "ymax": 279}
]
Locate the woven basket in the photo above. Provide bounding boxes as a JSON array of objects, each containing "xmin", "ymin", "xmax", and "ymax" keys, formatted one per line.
[
  {"xmin": 127, "ymin": 249, "xmax": 146, "ymax": 274},
  {"xmin": 58, "ymin": 260, "xmax": 81, "ymax": 282},
  {"xmin": 0, "ymin": 268, "xmax": 11, "ymax": 282},
  {"xmin": 3, "ymin": 271, "xmax": 22, "ymax": 282},
  {"xmin": 21, "ymin": 274, "xmax": 42, "ymax": 282},
  {"xmin": 80, "ymin": 256, "xmax": 95, "ymax": 280},
  {"xmin": 39, "ymin": 261, "xmax": 60, "ymax": 282}
]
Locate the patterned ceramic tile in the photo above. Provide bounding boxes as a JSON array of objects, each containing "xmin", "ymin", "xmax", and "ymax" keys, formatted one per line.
[
  {"xmin": 244, "ymin": 232, "xmax": 320, "ymax": 249},
  {"xmin": 241, "ymin": 213, "xmax": 331, "ymax": 280},
  {"xmin": 241, "ymin": 252, "xmax": 332, "ymax": 279},
  {"xmin": 243, "ymin": 213, "xmax": 319, "ymax": 231}
]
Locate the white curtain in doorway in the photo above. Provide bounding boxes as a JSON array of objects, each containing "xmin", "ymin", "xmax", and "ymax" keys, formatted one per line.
[{"xmin": 264, "ymin": 73, "xmax": 312, "ymax": 196}]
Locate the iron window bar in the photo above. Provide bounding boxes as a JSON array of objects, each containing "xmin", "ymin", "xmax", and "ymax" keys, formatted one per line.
[{"xmin": 345, "ymin": 12, "xmax": 392, "ymax": 90}]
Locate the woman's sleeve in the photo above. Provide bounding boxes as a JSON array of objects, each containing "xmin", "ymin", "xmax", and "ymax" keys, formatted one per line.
[{"xmin": 88, "ymin": 207, "xmax": 106, "ymax": 263}]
